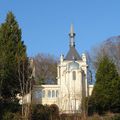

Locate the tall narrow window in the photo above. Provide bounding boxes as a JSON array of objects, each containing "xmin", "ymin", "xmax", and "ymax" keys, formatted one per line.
[
  {"xmin": 73, "ymin": 71, "xmax": 76, "ymax": 80},
  {"xmin": 52, "ymin": 90, "xmax": 55, "ymax": 97},
  {"xmin": 56, "ymin": 90, "xmax": 59, "ymax": 97},
  {"xmin": 48, "ymin": 90, "xmax": 51, "ymax": 98}
]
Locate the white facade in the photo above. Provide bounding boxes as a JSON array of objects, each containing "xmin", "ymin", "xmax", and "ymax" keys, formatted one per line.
[
  {"xmin": 57, "ymin": 55, "xmax": 88, "ymax": 113},
  {"xmin": 32, "ymin": 25, "xmax": 93, "ymax": 113}
]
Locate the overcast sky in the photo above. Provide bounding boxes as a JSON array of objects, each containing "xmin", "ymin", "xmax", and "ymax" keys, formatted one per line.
[{"xmin": 0, "ymin": 0, "xmax": 120, "ymax": 57}]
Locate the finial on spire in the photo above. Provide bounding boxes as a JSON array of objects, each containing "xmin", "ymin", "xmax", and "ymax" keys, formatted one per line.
[
  {"xmin": 70, "ymin": 24, "xmax": 74, "ymax": 34},
  {"xmin": 69, "ymin": 24, "xmax": 75, "ymax": 47},
  {"xmin": 69, "ymin": 24, "xmax": 75, "ymax": 37}
]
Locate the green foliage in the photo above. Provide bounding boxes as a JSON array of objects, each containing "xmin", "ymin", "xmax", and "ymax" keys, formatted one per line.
[
  {"xmin": 2, "ymin": 112, "xmax": 21, "ymax": 120},
  {"xmin": 0, "ymin": 11, "xmax": 30, "ymax": 119},
  {"xmin": 31, "ymin": 104, "xmax": 51, "ymax": 120},
  {"xmin": 88, "ymin": 56, "xmax": 120, "ymax": 114},
  {"xmin": 111, "ymin": 114, "xmax": 120, "ymax": 120},
  {"xmin": 31, "ymin": 104, "xmax": 59, "ymax": 120},
  {"xmin": 0, "ymin": 99, "xmax": 21, "ymax": 120},
  {"xmin": 0, "ymin": 12, "xmax": 27, "ymax": 99}
]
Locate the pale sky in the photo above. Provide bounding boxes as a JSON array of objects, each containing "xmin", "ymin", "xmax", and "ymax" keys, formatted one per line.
[{"xmin": 0, "ymin": 0, "xmax": 120, "ymax": 57}]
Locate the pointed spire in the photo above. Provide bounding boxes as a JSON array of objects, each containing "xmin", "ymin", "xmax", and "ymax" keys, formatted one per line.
[
  {"xmin": 70, "ymin": 24, "xmax": 74, "ymax": 35},
  {"xmin": 69, "ymin": 24, "xmax": 75, "ymax": 47},
  {"xmin": 65, "ymin": 24, "xmax": 81, "ymax": 60}
]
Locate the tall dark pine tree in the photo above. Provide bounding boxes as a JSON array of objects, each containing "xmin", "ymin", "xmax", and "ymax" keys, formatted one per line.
[
  {"xmin": 89, "ymin": 56, "xmax": 120, "ymax": 114},
  {"xmin": 0, "ymin": 12, "xmax": 28, "ymax": 99}
]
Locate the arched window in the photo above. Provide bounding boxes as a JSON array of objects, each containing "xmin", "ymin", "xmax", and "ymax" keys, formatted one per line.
[
  {"xmin": 73, "ymin": 71, "xmax": 76, "ymax": 80},
  {"xmin": 48, "ymin": 90, "xmax": 51, "ymax": 98},
  {"xmin": 52, "ymin": 90, "xmax": 55, "ymax": 97},
  {"xmin": 42, "ymin": 90, "xmax": 45, "ymax": 98}
]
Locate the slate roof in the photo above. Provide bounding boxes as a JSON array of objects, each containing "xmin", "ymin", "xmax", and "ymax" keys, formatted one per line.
[{"xmin": 65, "ymin": 46, "xmax": 82, "ymax": 60}]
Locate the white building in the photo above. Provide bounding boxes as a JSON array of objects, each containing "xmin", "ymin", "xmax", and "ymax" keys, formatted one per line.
[{"xmin": 32, "ymin": 25, "xmax": 93, "ymax": 113}]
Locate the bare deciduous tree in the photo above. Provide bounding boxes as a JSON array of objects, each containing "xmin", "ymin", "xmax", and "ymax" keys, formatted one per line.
[
  {"xmin": 34, "ymin": 53, "xmax": 57, "ymax": 84},
  {"xmin": 90, "ymin": 36, "xmax": 120, "ymax": 75}
]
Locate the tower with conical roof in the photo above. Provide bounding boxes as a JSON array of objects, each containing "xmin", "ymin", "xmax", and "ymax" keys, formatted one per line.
[
  {"xmin": 57, "ymin": 25, "xmax": 89, "ymax": 113},
  {"xmin": 65, "ymin": 24, "xmax": 81, "ymax": 60},
  {"xmin": 31, "ymin": 25, "xmax": 94, "ymax": 114}
]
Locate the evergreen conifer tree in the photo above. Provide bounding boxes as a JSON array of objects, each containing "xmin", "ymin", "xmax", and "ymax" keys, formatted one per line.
[
  {"xmin": 0, "ymin": 12, "xmax": 28, "ymax": 99},
  {"xmin": 89, "ymin": 56, "xmax": 120, "ymax": 114}
]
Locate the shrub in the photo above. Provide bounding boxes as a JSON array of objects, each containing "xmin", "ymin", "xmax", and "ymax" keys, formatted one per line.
[
  {"xmin": 2, "ymin": 112, "xmax": 21, "ymax": 120},
  {"xmin": 111, "ymin": 114, "xmax": 120, "ymax": 120},
  {"xmin": 31, "ymin": 104, "xmax": 51, "ymax": 120}
]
